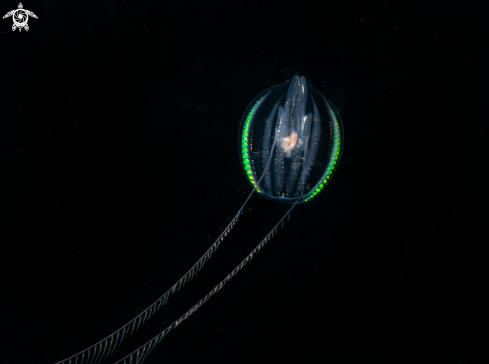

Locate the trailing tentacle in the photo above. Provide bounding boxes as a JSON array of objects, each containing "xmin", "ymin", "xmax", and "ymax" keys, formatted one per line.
[
  {"xmin": 54, "ymin": 192, "xmax": 252, "ymax": 364},
  {"xmin": 109, "ymin": 203, "xmax": 297, "ymax": 364}
]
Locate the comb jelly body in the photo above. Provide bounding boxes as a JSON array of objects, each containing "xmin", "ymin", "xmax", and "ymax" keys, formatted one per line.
[{"xmin": 240, "ymin": 75, "xmax": 343, "ymax": 203}]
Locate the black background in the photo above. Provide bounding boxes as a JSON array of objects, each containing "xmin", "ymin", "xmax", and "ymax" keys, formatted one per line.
[{"xmin": 1, "ymin": 0, "xmax": 488, "ymax": 363}]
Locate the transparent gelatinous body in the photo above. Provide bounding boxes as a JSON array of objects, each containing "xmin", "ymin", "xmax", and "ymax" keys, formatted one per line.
[{"xmin": 239, "ymin": 75, "xmax": 344, "ymax": 203}]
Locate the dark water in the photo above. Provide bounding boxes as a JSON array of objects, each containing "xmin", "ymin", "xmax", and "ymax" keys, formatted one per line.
[{"xmin": 0, "ymin": 1, "xmax": 488, "ymax": 363}]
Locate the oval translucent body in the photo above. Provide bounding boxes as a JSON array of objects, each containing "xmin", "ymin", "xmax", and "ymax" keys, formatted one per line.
[{"xmin": 239, "ymin": 75, "xmax": 344, "ymax": 204}]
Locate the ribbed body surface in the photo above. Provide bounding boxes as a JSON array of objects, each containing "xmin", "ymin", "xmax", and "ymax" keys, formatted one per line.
[{"xmin": 240, "ymin": 75, "xmax": 343, "ymax": 203}]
